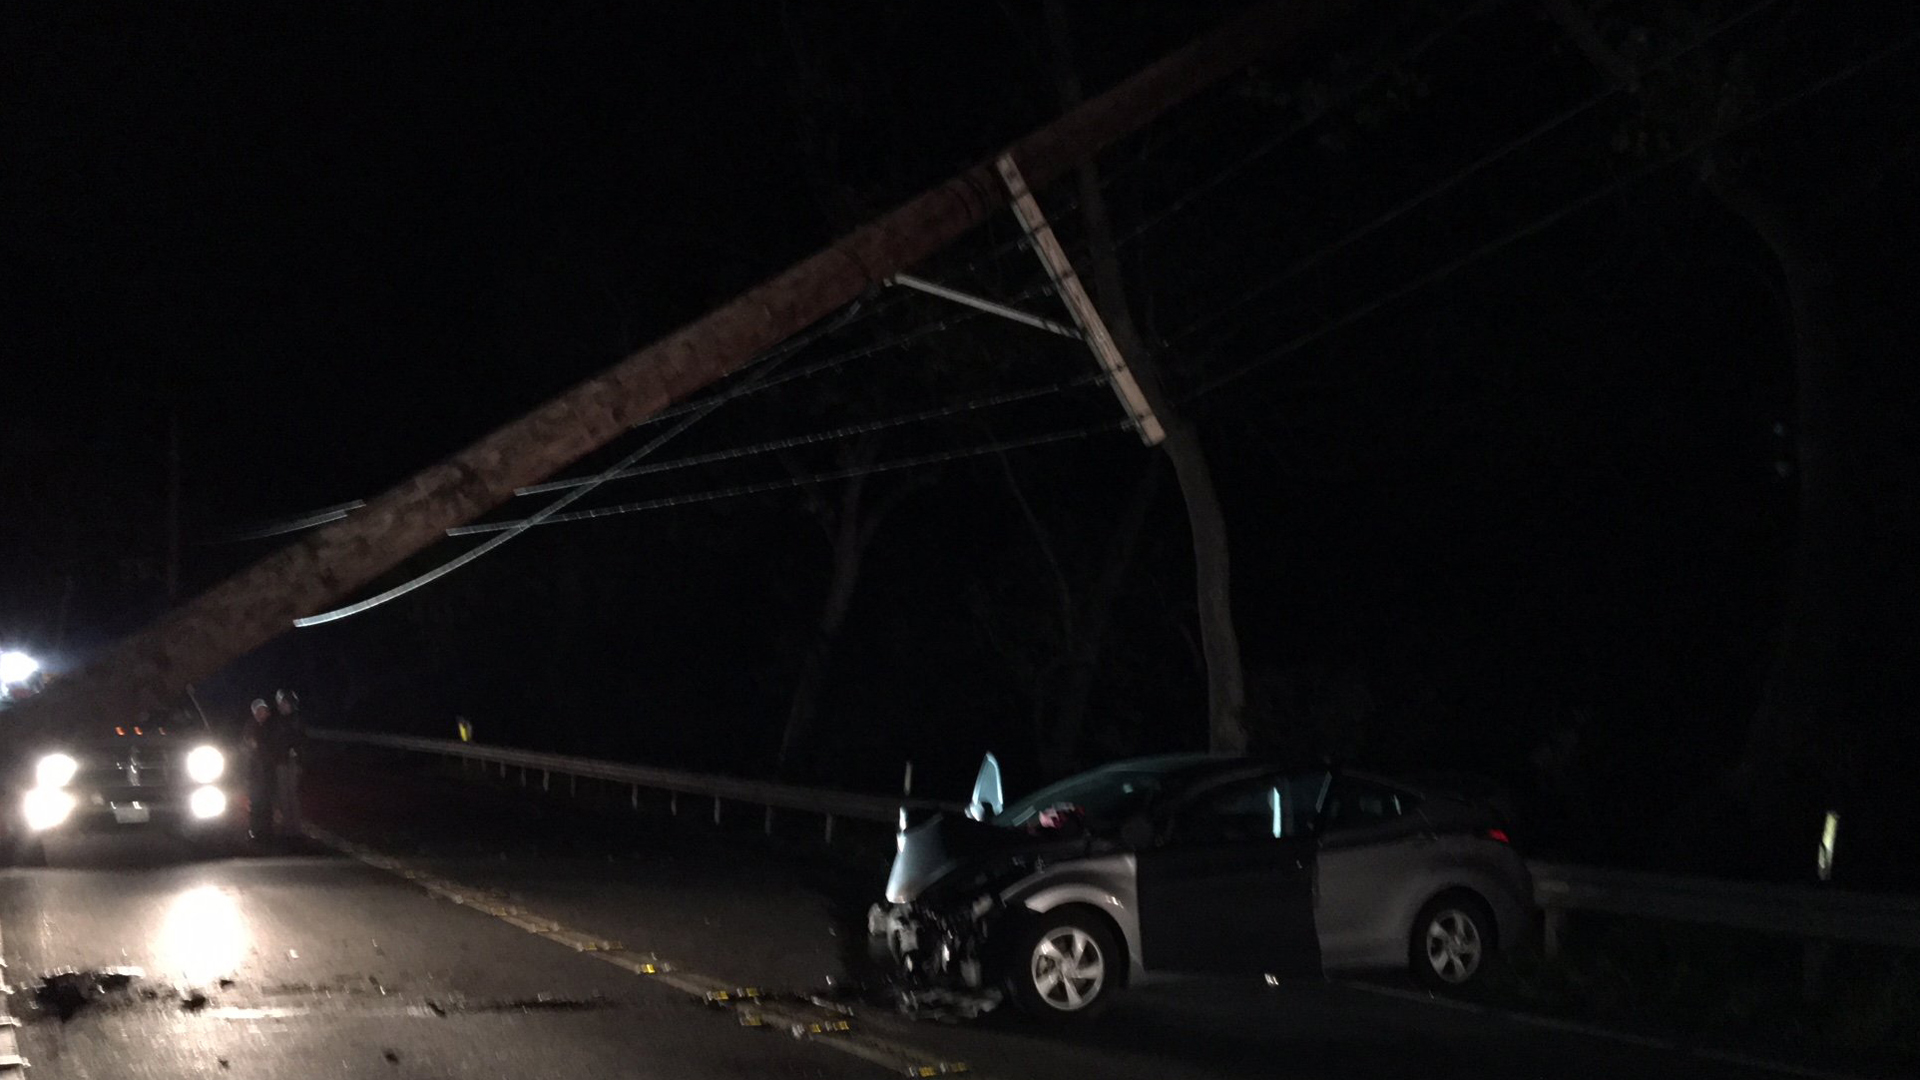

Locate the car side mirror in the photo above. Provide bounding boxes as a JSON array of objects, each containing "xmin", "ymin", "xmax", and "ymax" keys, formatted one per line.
[{"xmin": 1118, "ymin": 816, "xmax": 1154, "ymax": 850}]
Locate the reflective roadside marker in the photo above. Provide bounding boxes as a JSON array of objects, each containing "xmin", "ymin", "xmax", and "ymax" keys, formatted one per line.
[{"xmin": 1818, "ymin": 811, "xmax": 1840, "ymax": 882}]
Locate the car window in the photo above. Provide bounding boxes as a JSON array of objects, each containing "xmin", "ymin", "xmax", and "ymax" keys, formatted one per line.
[
  {"xmin": 1168, "ymin": 771, "xmax": 1329, "ymax": 844},
  {"xmin": 993, "ymin": 758, "xmax": 1207, "ymax": 830},
  {"xmin": 1322, "ymin": 778, "xmax": 1415, "ymax": 834}
]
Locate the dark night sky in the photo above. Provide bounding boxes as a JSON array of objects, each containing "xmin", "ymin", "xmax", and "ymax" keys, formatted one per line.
[{"xmin": 5, "ymin": 3, "xmax": 1918, "ymax": 874}]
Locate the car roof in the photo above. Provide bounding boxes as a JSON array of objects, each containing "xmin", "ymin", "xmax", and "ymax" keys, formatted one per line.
[{"xmin": 1074, "ymin": 755, "xmax": 1471, "ymax": 802}]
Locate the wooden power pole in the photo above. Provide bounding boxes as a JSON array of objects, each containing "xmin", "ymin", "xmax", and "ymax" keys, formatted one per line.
[{"xmin": 19, "ymin": 0, "xmax": 1335, "ymax": 737}]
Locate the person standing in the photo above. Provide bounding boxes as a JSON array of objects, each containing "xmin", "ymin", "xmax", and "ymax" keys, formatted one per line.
[
  {"xmin": 243, "ymin": 698, "xmax": 278, "ymax": 840},
  {"xmin": 272, "ymin": 689, "xmax": 307, "ymax": 832}
]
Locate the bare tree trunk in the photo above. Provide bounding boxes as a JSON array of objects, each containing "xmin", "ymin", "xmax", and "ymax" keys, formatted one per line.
[
  {"xmin": 775, "ymin": 455, "xmax": 927, "ymax": 778},
  {"xmin": 1541, "ymin": 1, "xmax": 1865, "ymax": 866},
  {"xmin": 1048, "ymin": 460, "xmax": 1165, "ymax": 771},
  {"xmin": 1046, "ymin": 0, "xmax": 1249, "ymax": 752},
  {"xmin": 1714, "ymin": 183, "xmax": 1851, "ymax": 786},
  {"xmin": 777, "ymin": 475, "xmax": 870, "ymax": 778}
]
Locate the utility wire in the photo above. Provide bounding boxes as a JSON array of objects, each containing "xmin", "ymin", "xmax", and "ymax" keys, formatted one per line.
[
  {"xmin": 1182, "ymin": 27, "xmax": 1920, "ymax": 405},
  {"xmin": 215, "ymin": 296, "xmax": 914, "ymax": 544},
  {"xmin": 1166, "ymin": 0, "xmax": 1791, "ymax": 348},
  {"xmin": 292, "ymin": 300, "xmax": 868, "ymax": 627},
  {"xmin": 210, "ymin": 499, "xmax": 369, "ymax": 544},
  {"xmin": 447, "ymin": 418, "xmax": 1133, "ymax": 537},
  {"xmin": 516, "ymin": 374, "xmax": 1107, "ymax": 497},
  {"xmin": 1103, "ymin": 0, "xmax": 1509, "ymax": 254},
  {"xmin": 938, "ymin": 0, "xmax": 1540, "ymax": 309},
  {"xmin": 293, "ymin": 393, "xmax": 730, "ymax": 627}
]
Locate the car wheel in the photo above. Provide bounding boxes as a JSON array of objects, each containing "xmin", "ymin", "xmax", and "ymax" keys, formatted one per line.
[
  {"xmin": 1410, "ymin": 891, "xmax": 1495, "ymax": 990},
  {"xmin": 1005, "ymin": 909, "xmax": 1118, "ymax": 1021}
]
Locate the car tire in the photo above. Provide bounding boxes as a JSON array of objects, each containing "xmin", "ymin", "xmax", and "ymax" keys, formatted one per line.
[
  {"xmin": 1004, "ymin": 908, "xmax": 1119, "ymax": 1022},
  {"xmin": 1409, "ymin": 890, "xmax": 1496, "ymax": 990}
]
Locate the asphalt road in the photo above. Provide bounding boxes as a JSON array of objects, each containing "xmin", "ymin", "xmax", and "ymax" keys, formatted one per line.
[{"xmin": 0, "ymin": 753, "xmax": 1844, "ymax": 1079}]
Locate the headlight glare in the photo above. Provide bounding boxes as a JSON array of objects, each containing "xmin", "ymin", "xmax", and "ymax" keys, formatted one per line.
[
  {"xmin": 35, "ymin": 753, "xmax": 79, "ymax": 788},
  {"xmin": 23, "ymin": 787, "xmax": 75, "ymax": 831},
  {"xmin": 186, "ymin": 745, "xmax": 225, "ymax": 784},
  {"xmin": 189, "ymin": 785, "xmax": 227, "ymax": 820}
]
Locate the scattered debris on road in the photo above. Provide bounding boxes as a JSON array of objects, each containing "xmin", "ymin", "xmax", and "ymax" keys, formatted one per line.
[{"xmin": 28, "ymin": 967, "xmax": 144, "ymax": 1021}]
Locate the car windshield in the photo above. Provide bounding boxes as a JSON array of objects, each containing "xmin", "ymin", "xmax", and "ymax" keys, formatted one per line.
[{"xmin": 992, "ymin": 754, "xmax": 1216, "ymax": 830}]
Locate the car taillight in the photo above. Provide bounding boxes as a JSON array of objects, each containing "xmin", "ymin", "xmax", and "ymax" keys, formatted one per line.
[{"xmin": 1486, "ymin": 828, "xmax": 1511, "ymax": 844}]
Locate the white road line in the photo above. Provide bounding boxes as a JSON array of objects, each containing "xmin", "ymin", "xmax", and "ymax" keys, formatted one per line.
[
  {"xmin": 1340, "ymin": 981, "xmax": 1879, "ymax": 1080},
  {"xmin": 308, "ymin": 827, "xmax": 985, "ymax": 1079}
]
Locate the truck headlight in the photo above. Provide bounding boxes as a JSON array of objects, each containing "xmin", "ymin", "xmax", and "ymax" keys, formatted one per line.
[
  {"xmin": 186, "ymin": 745, "xmax": 225, "ymax": 784},
  {"xmin": 35, "ymin": 753, "xmax": 78, "ymax": 788},
  {"xmin": 189, "ymin": 786, "xmax": 227, "ymax": 820},
  {"xmin": 23, "ymin": 787, "xmax": 75, "ymax": 831}
]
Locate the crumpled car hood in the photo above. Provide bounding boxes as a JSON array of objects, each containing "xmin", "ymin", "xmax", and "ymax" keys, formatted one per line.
[{"xmin": 886, "ymin": 813, "xmax": 1081, "ymax": 904}]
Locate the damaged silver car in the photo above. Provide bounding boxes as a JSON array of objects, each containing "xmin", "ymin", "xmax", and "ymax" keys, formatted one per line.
[{"xmin": 870, "ymin": 754, "xmax": 1532, "ymax": 1021}]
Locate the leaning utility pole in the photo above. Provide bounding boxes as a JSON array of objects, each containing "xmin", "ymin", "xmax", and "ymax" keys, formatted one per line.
[{"xmin": 19, "ymin": 0, "xmax": 1336, "ymax": 737}]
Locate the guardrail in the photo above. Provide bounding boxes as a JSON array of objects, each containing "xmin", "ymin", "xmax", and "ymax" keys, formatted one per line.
[
  {"xmin": 310, "ymin": 728, "xmax": 962, "ymax": 843},
  {"xmin": 315, "ymin": 729, "xmax": 1920, "ymax": 955},
  {"xmin": 1529, "ymin": 860, "xmax": 1920, "ymax": 955}
]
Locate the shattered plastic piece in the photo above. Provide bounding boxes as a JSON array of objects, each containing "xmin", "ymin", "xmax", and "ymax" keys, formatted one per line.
[
  {"xmin": 804, "ymin": 994, "xmax": 856, "ymax": 1016},
  {"xmin": 897, "ymin": 987, "xmax": 1002, "ymax": 1022}
]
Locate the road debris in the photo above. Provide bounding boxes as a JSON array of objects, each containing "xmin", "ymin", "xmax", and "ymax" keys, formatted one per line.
[{"xmin": 29, "ymin": 967, "xmax": 144, "ymax": 1022}]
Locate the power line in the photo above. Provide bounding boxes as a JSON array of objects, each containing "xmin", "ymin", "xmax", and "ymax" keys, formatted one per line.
[
  {"xmin": 292, "ymin": 299, "xmax": 871, "ymax": 626},
  {"xmin": 1182, "ymin": 27, "xmax": 1920, "ymax": 405},
  {"xmin": 516, "ymin": 374, "xmax": 1107, "ymax": 497},
  {"xmin": 1104, "ymin": 0, "xmax": 1509, "ymax": 255},
  {"xmin": 293, "ymin": 392, "xmax": 727, "ymax": 627},
  {"xmin": 214, "ymin": 296, "xmax": 910, "ymax": 544},
  {"xmin": 447, "ymin": 419, "xmax": 1133, "ymax": 537},
  {"xmin": 209, "ymin": 499, "xmax": 369, "ymax": 544},
  {"xmin": 937, "ymin": 0, "xmax": 1562, "ymax": 315},
  {"xmin": 1167, "ymin": 0, "xmax": 1791, "ymax": 348}
]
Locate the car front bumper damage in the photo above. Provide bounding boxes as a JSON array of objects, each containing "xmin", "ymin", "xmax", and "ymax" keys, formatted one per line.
[{"xmin": 868, "ymin": 896, "xmax": 1004, "ymax": 1018}]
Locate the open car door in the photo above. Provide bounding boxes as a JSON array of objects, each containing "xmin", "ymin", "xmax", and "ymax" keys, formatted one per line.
[
  {"xmin": 1135, "ymin": 770, "xmax": 1326, "ymax": 978},
  {"xmin": 965, "ymin": 752, "xmax": 1004, "ymax": 821}
]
